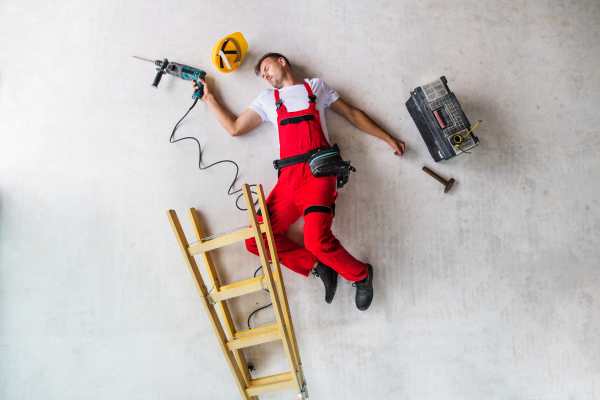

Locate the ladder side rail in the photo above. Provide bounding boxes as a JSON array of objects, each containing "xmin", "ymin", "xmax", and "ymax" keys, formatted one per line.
[
  {"xmin": 242, "ymin": 185, "xmax": 303, "ymax": 395},
  {"xmin": 166, "ymin": 210, "xmax": 251, "ymax": 400},
  {"xmin": 188, "ymin": 208, "xmax": 256, "ymax": 392},
  {"xmin": 255, "ymin": 185, "xmax": 305, "ymax": 386}
]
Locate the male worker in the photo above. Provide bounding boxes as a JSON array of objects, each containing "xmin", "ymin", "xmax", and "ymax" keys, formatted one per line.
[{"xmin": 193, "ymin": 53, "xmax": 405, "ymax": 311}]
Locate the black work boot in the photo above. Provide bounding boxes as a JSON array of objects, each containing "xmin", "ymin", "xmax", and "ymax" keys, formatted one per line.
[
  {"xmin": 353, "ymin": 264, "xmax": 373, "ymax": 311},
  {"xmin": 311, "ymin": 260, "xmax": 338, "ymax": 304}
]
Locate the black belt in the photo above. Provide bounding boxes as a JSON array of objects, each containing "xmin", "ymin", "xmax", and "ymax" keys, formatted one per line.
[{"xmin": 273, "ymin": 145, "xmax": 331, "ymax": 170}]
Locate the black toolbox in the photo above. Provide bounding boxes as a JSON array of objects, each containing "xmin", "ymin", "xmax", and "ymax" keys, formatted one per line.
[{"xmin": 406, "ymin": 76, "xmax": 479, "ymax": 161}]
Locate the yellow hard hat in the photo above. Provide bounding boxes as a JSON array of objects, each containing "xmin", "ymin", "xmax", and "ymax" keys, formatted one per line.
[{"xmin": 211, "ymin": 32, "xmax": 248, "ymax": 73}]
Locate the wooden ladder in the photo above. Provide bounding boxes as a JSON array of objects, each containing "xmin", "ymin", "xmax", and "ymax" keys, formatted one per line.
[{"xmin": 166, "ymin": 184, "xmax": 308, "ymax": 400}]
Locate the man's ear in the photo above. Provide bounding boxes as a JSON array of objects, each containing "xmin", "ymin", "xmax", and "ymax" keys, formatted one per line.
[{"xmin": 278, "ymin": 57, "xmax": 286, "ymax": 68}]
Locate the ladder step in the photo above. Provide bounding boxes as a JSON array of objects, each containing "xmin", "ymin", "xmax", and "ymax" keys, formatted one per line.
[
  {"xmin": 209, "ymin": 275, "xmax": 267, "ymax": 303},
  {"xmin": 188, "ymin": 224, "xmax": 268, "ymax": 256},
  {"xmin": 226, "ymin": 323, "xmax": 281, "ymax": 351},
  {"xmin": 245, "ymin": 372, "xmax": 294, "ymax": 396}
]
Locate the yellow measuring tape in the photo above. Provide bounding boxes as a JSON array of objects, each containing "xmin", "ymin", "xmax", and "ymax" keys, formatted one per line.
[
  {"xmin": 453, "ymin": 120, "xmax": 482, "ymax": 148},
  {"xmin": 465, "ymin": 120, "xmax": 482, "ymax": 138}
]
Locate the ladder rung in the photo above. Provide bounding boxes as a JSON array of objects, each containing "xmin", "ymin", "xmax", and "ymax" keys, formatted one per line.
[
  {"xmin": 233, "ymin": 322, "xmax": 279, "ymax": 338},
  {"xmin": 209, "ymin": 275, "xmax": 266, "ymax": 303},
  {"xmin": 188, "ymin": 224, "xmax": 268, "ymax": 256},
  {"xmin": 226, "ymin": 323, "xmax": 281, "ymax": 351},
  {"xmin": 245, "ymin": 372, "xmax": 294, "ymax": 396}
]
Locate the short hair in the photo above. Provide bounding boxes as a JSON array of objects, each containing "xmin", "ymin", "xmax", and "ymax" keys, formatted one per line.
[{"xmin": 254, "ymin": 53, "xmax": 293, "ymax": 76}]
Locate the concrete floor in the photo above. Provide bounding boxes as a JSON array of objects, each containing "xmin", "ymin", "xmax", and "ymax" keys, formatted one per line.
[{"xmin": 1, "ymin": 0, "xmax": 599, "ymax": 399}]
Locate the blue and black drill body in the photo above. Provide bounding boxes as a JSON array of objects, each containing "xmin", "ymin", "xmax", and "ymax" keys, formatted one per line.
[{"xmin": 152, "ymin": 58, "xmax": 206, "ymax": 99}]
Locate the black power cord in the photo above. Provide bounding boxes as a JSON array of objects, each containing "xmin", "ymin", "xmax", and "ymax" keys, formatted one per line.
[
  {"xmin": 169, "ymin": 99, "xmax": 257, "ymax": 211},
  {"xmin": 247, "ymin": 265, "xmax": 273, "ymax": 330},
  {"xmin": 169, "ymin": 100, "xmax": 269, "ymax": 331}
]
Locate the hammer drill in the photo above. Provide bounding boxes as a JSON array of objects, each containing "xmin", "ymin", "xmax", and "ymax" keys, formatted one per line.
[{"xmin": 135, "ymin": 57, "xmax": 206, "ymax": 99}]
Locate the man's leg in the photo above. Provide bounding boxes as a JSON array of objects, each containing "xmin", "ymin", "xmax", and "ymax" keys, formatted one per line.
[
  {"xmin": 295, "ymin": 174, "xmax": 369, "ymax": 282},
  {"xmin": 295, "ymin": 172, "xmax": 374, "ymax": 309},
  {"xmin": 245, "ymin": 173, "xmax": 317, "ymax": 277}
]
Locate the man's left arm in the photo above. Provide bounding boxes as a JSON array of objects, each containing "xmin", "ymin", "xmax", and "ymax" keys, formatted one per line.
[{"xmin": 330, "ymin": 98, "xmax": 405, "ymax": 156}]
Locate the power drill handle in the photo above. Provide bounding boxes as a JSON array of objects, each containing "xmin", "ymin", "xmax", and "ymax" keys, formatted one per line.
[
  {"xmin": 191, "ymin": 71, "xmax": 207, "ymax": 100},
  {"xmin": 152, "ymin": 59, "xmax": 169, "ymax": 88}
]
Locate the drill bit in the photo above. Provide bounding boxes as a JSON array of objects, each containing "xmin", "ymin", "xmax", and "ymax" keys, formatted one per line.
[{"xmin": 133, "ymin": 56, "xmax": 156, "ymax": 64}]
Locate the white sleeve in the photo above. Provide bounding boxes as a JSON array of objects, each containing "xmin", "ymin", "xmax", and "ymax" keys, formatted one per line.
[
  {"xmin": 249, "ymin": 93, "xmax": 268, "ymax": 122},
  {"xmin": 321, "ymin": 79, "xmax": 340, "ymax": 108}
]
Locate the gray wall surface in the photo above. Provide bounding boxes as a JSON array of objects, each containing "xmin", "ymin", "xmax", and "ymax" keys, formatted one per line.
[{"xmin": 1, "ymin": 0, "xmax": 599, "ymax": 399}]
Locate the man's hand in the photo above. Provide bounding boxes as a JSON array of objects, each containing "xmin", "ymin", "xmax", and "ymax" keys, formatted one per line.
[
  {"xmin": 193, "ymin": 78, "xmax": 211, "ymax": 102},
  {"xmin": 387, "ymin": 137, "xmax": 406, "ymax": 156}
]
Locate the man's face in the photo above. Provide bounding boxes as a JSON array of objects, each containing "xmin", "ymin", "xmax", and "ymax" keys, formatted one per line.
[{"xmin": 260, "ymin": 57, "xmax": 286, "ymax": 89}]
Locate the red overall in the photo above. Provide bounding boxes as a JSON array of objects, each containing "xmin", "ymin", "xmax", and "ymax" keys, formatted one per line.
[{"xmin": 245, "ymin": 83, "xmax": 368, "ymax": 282}]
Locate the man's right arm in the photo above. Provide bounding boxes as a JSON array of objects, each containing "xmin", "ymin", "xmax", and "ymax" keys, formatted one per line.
[{"xmin": 194, "ymin": 79, "xmax": 262, "ymax": 137}]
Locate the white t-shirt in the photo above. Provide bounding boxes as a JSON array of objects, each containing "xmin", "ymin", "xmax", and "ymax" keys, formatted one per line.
[{"xmin": 249, "ymin": 78, "xmax": 339, "ymax": 142}]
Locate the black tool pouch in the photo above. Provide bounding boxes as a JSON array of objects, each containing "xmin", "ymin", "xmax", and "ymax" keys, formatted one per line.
[{"xmin": 308, "ymin": 144, "xmax": 356, "ymax": 189}]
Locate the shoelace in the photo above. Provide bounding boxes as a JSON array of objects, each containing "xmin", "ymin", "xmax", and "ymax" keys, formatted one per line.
[{"xmin": 352, "ymin": 277, "xmax": 369, "ymax": 289}]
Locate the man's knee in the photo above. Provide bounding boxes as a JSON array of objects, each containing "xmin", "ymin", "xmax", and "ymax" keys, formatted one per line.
[
  {"xmin": 303, "ymin": 208, "xmax": 334, "ymax": 254},
  {"xmin": 304, "ymin": 234, "xmax": 324, "ymax": 254},
  {"xmin": 246, "ymin": 233, "xmax": 271, "ymax": 255},
  {"xmin": 245, "ymin": 237, "xmax": 258, "ymax": 254}
]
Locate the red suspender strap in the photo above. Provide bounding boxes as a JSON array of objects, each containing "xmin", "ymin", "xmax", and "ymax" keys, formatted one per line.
[
  {"xmin": 303, "ymin": 82, "xmax": 314, "ymax": 96},
  {"xmin": 274, "ymin": 83, "xmax": 316, "ymax": 112},
  {"xmin": 303, "ymin": 82, "xmax": 317, "ymax": 104},
  {"xmin": 274, "ymin": 89, "xmax": 285, "ymax": 111}
]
